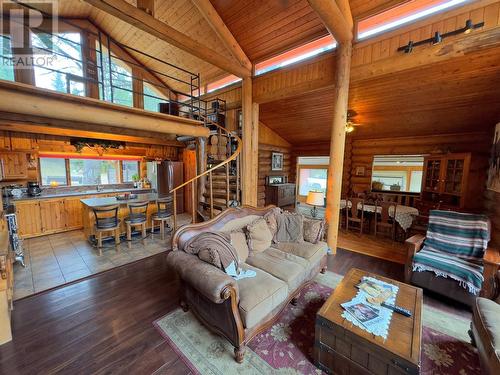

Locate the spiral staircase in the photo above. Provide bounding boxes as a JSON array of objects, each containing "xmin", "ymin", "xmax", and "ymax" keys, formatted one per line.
[{"xmin": 169, "ymin": 113, "xmax": 242, "ymax": 229}]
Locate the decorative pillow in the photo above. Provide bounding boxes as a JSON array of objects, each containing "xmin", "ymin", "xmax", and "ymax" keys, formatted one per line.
[
  {"xmin": 264, "ymin": 207, "xmax": 282, "ymax": 242},
  {"xmin": 246, "ymin": 218, "xmax": 273, "ymax": 254},
  {"xmin": 230, "ymin": 230, "xmax": 250, "ymax": 262},
  {"xmin": 303, "ymin": 218, "xmax": 325, "ymax": 244},
  {"xmin": 275, "ymin": 212, "xmax": 304, "ymax": 243}
]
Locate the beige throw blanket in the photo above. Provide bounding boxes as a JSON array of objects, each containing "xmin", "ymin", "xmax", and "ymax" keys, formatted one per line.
[{"xmin": 184, "ymin": 232, "xmax": 239, "ymax": 270}]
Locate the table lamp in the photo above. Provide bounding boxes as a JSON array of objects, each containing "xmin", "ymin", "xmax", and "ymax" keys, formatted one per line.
[{"xmin": 306, "ymin": 191, "xmax": 324, "ymax": 218}]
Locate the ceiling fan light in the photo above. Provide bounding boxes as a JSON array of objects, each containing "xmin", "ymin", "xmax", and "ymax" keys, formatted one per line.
[{"xmin": 345, "ymin": 122, "xmax": 355, "ymax": 133}]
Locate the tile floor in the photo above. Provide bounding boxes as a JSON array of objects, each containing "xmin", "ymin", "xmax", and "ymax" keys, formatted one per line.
[{"xmin": 13, "ymin": 213, "xmax": 192, "ymax": 300}]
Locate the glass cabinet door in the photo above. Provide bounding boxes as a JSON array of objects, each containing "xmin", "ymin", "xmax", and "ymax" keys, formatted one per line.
[
  {"xmin": 423, "ymin": 159, "xmax": 442, "ymax": 192},
  {"xmin": 444, "ymin": 158, "xmax": 464, "ymax": 194}
]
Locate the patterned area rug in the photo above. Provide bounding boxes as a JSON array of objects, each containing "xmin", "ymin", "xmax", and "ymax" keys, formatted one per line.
[{"xmin": 154, "ymin": 272, "xmax": 480, "ymax": 374}]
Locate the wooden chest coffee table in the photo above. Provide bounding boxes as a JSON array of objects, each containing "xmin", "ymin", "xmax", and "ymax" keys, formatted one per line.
[{"xmin": 314, "ymin": 268, "xmax": 423, "ymax": 375}]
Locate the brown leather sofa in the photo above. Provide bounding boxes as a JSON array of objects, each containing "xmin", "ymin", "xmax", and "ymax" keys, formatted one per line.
[
  {"xmin": 405, "ymin": 234, "xmax": 500, "ymax": 306},
  {"xmin": 470, "ymin": 271, "xmax": 500, "ymax": 375},
  {"xmin": 167, "ymin": 206, "xmax": 328, "ymax": 363}
]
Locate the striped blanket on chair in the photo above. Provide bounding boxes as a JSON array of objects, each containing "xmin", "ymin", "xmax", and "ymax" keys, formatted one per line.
[{"xmin": 412, "ymin": 210, "xmax": 490, "ymax": 295}]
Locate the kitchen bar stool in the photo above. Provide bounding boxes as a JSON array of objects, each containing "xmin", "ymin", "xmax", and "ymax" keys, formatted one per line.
[
  {"xmin": 151, "ymin": 197, "xmax": 172, "ymax": 240},
  {"xmin": 124, "ymin": 201, "xmax": 149, "ymax": 247},
  {"xmin": 92, "ymin": 205, "xmax": 121, "ymax": 256}
]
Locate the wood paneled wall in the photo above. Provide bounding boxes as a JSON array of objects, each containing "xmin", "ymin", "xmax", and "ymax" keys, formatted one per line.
[
  {"xmin": 348, "ymin": 133, "xmax": 491, "ymax": 196},
  {"xmin": 292, "ymin": 132, "xmax": 491, "ymax": 200},
  {"xmin": 0, "ymin": 130, "xmax": 181, "ymax": 187},
  {"xmin": 352, "ymin": 0, "xmax": 500, "ymax": 69}
]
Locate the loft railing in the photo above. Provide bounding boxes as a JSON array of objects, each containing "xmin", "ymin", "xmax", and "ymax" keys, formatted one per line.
[
  {"xmin": 0, "ymin": 2, "xmax": 204, "ymax": 118},
  {"xmin": 170, "ymin": 115, "xmax": 242, "ymax": 229}
]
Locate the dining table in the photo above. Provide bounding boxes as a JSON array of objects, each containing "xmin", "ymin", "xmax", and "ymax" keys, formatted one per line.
[{"xmin": 340, "ymin": 199, "xmax": 419, "ymax": 231}]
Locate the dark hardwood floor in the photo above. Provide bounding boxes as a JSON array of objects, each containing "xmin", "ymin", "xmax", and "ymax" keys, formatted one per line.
[{"xmin": 0, "ymin": 249, "xmax": 469, "ymax": 374}]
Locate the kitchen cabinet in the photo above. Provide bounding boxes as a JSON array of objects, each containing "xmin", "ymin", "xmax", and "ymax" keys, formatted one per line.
[
  {"xmin": 0, "ymin": 152, "xmax": 28, "ymax": 180},
  {"xmin": 64, "ymin": 197, "xmax": 84, "ymax": 229},
  {"xmin": 39, "ymin": 199, "xmax": 66, "ymax": 233},
  {"xmin": 15, "ymin": 200, "xmax": 43, "ymax": 238},
  {"xmin": 9, "ymin": 132, "xmax": 36, "ymax": 151},
  {"xmin": 421, "ymin": 153, "xmax": 486, "ymax": 210}
]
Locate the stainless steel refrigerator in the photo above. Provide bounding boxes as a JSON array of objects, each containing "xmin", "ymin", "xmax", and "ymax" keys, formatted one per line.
[{"xmin": 147, "ymin": 161, "xmax": 184, "ymax": 213}]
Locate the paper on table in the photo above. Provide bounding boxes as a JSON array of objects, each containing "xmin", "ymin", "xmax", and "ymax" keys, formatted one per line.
[{"xmin": 341, "ymin": 276, "xmax": 399, "ymax": 339}]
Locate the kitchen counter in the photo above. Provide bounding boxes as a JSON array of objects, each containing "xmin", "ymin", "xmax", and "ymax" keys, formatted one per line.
[
  {"xmin": 80, "ymin": 193, "xmax": 169, "ymax": 208},
  {"xmin": 80, "ymin": 193, "xmax": 174, "ymax": 241},
  {"xmin": 9, "ymin": 188, "xmax": 153, "ymax": 202}
]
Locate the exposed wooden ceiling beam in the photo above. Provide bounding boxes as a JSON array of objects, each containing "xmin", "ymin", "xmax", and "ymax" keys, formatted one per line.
[
  {"xmin": 0, "ymin": 80, "xmax": 209, "ymax": 138},
  {"xmin": 307, "ymin": 0, "xmax": 353, "ymax": 43},
  {"xmin": 335, "ymin": 0, "xmax": 353, "ymax": 30},
  {"xmin": 0, "ymin": 112, "xmax": 184, "ymax": 147},
  {"xmin": 136, "ymin": 0, "xmax": 155, "ymax": 16},
  {"xmin": 83, "ymin": 0, "xmax": 251, "ymax": 78},
  {"xmin": 191, "ymin": 0, "xmax": 252, "ymax": 72}
]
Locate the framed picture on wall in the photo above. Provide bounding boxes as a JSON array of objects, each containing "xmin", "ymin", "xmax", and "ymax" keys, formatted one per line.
[
  {"xmin": 355, "ymin": 166, "xmax": 365, "ymax": 176},
  {"xmin": 271, "ymin": 152, "xmax": 284, "ymax": 171}
]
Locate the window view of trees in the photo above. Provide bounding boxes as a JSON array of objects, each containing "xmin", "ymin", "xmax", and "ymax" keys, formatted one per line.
[
  {"xmin": 40, "ymin": 157, "xmax": 139, "ymax": 186},
  {"xmin": 31, "ymin": 32, "xmax": 85, "ymax": 95},
  {"xmin": 39, "ymin": 158, "xmax": 68, "ymax": 186},
  {"xmin": 98, "ymin": 45, "xmax": 133, "ymax": 107},
  {"xmin": 143, "ymin": 82, "xmax": 168, "ymax": 112},
  {"xmin": 1, "ymin": 30, "xmax": 169, "ymax": 112},
  {"xmin": 0, "ymin": 35, "xmax": 14, "ymax": 81}
]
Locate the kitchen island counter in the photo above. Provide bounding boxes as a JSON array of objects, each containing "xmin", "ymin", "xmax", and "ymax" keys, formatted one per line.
[
  {"xmin": 80, "ymin": 193, "xmax": 166, "ymax": 208},
  {"xmin": 80, "ymin": 193, "xmax": 173, "ymax": 241}
]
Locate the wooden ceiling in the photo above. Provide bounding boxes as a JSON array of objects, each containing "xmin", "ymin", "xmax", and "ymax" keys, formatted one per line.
[
  {"xmin": 210, "ymin": 0, "xmax": 407, "ymax": 62},
  {"xmin": 260, "ymin": 45, "xmax": 500, "ymax": 143},
  {"xmin": 50, "ymin": 1, "xmax": 406, "ymax": 91}
]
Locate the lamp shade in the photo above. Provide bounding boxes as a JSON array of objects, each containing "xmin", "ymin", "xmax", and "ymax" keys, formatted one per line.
[{"xmin": 306, "ymin": 191, "xmax": 324, "ymax": 206}]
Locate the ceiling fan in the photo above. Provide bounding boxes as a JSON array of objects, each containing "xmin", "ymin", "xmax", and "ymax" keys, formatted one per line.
[{"xmin": 345, "ymin": 109, "xmax": 361, "ymax": 133}]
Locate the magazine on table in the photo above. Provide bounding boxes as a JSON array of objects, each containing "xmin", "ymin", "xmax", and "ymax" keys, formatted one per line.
[{"xmin": 341, "ymin": 276, "xmax": 399, "ymax": 338}]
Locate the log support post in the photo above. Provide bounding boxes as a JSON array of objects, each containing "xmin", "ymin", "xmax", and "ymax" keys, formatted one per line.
[
  {"xmin": 325, "ymin": 42, "xmax": 352, "ymax": 254},
  {"xmin": 307, "ymin": 0, "xmax": 354, "ymax": 254},
  {"xmin": 241, "ymin": 77, "xmax": 258, "ymax": 206}
]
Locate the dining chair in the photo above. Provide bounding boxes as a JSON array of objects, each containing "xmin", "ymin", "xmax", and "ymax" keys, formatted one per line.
[
  {"xmin": 92, "ymin": 205, "xmax": 121, "ymax": 256},
  {"xmin": 124, "ymin": 201, "xmax": 149, "ymax": 247},
  {"xmin": 151, "ymin": 197, "xmax": 172, "ymax": 240},
  {"xmin": 374, "ymin": 201, "xmax": 397, "ymax": 239},
  {"xmin": 346, "ymin": 198, "xmax": 364, "ymax": 234}
]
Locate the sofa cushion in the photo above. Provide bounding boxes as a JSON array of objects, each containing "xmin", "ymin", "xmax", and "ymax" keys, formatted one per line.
[
  {"xmin": 247, "ymin": 218, "xmax": 273, "ymax": 254},
  {"xmin": 246, "ymin": 247, "xmax": 307, "ymax": 291},
  {"xmin": 274, "ymin": 241, "xmax": 328, "ymax": 266},
  {"xmin": 473, "ymin": 297, "xmax": 500, "ymax": 373},
  {"xmin": 237, "ymin": 264, "xmax": 288, "ymax": 329},
  {"xmin": 230, "ymin": 231, "xmax": 249, "ymax": 262}
]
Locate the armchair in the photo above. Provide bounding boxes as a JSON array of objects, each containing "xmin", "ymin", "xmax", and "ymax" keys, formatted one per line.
[
  {"xmin": 470, "ymin": 271, "xmax": 500, "ymax": 374},
  {"xmin": 404, "ymin": 210, "xmax": 500, "ymax": 306}
]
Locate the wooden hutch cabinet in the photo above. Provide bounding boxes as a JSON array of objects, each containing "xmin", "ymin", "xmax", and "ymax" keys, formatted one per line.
[
  {"xmin": 421, "ymin": 152, "xmax": 486, "ymax": 210},
  {"xmin": 265, "ymin": 183, "xmax": 296, "ymax": 208}
]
